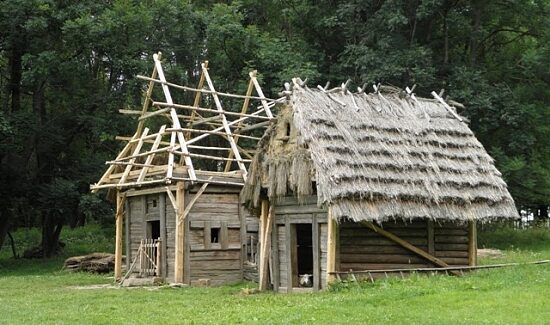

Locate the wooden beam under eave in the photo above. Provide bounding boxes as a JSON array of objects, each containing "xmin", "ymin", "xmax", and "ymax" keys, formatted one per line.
[
  {"xmin": 326, "ymin": 207, "xmax": 337, "ymax": 285},
  {"xmin": 114, "ymin": 191, "xmax": 126, "ymax": 281},
  {"xmin": 468, "ymin": 221, "xmax": 477, "ymax": 266},
  {"xmin": 259, "ymin": 200, "xmax": 272, "ymax": 291},
  {"xmin": 174, "ymin": 181, "xmax": 185, "ymax": 283}
]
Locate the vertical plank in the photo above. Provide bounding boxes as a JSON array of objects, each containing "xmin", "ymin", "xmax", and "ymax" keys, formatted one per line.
[
  {"xmin": 114, "ymin": 191, "xmax": 125, "ymax": 281},
  {"xmin": 271, "ymin": 215, "xmax": 280, "ymax": 291},
  {"xmin": 174, "ymin": 181, "xmax": 185, "ymax": 283},
  {"xmin": 125, "ymin": 198, "xmax": 131, "ymax": 272},
  {"xmin": 258, "ymin": 200, "xmax": 269, "ymax": 290},
  {"xmin": 159, "ymin": 193, "xmax": 167, "ymax": 279},
  {"xmin": 221, "ymin": 221, "xmax": 228, "ymax": 249},
  {"xmin": 204, "ymin": 221, "xmax": 211, "ymax": 250},
  {"xmin": 239, "ymin": 200, "xmax": 247, "ymax": 281},
  {"xmin": 259, "ymin": 202, "xmax": 273, "ymax": 291},
  {"xmin": 468, "ymin": 221, "xmax": 477, "ymax": 266},
  {"xmin": 427, "ymin": 220, "xmax": 435, "ymax": 255},
  {"xmin": 184, "ymin": 208, "xmax": 191, "ymax": 285},
  {"xmin": 285, "ymin": 216, "xmax": 292, "ymax": 293},
  {"xmin": 326, "ymin": 207, "xmax": 337, "ymax": 285},
  {"xmin": 290, "ymin": 224, "xmax": 298, "ymax": 288},
  {"xmin": 312, "ymin": 214, "xmax": 320, "ymax": 291}
]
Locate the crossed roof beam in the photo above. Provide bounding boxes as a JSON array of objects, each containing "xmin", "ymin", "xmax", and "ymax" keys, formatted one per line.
[{"xmin": 91, "ymin": 52, "xmax": 281, "ymax": 192}]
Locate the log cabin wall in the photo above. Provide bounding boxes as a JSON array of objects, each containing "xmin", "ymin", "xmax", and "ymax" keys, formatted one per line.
[
  {"xmin": 125, "ymin": 184, "xmax": 249, "ymax": 286},
  {"xmin": 339, "ymin": 220, "xmax": 470, "ymax": 275},
  {"xmin": 187, "ymin": 187, "xmax": 243, "ymax": 286}
]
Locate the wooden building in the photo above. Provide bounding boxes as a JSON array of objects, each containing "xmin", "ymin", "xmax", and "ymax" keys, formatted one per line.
[
  {"xmin": 91, "ymin": 53, "xmax": 280, "ymax": 285},
  {"xmin": 243, "ymin": 81, "xmax": 519, "ymax": 292}
]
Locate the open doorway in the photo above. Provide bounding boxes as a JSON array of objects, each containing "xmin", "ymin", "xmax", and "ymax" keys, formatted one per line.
[
  {"xmin": 295, "ymin": 224, "xmax": 313, "ymax": 287},
  {"xmin": 147, "ymin": 220, "xmax": 160, "ymax": 240}
]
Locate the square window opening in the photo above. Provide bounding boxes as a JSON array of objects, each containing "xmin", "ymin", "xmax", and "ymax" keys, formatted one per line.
[{"xmin": 211, "ymin": 228, "xmax": 220, "ymax": 243}]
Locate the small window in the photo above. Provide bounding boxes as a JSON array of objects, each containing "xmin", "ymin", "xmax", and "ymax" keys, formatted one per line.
[
  {"xmin": 152, "ymin": 200, "xmax": 157, "ymax": 208},
  {"xmin": 286, "ymin": 122, "xmax": 291, "ymax": 137},
  {"xmin": 211, "ymin": 228, "xmax": 220, "ymax": 243}
]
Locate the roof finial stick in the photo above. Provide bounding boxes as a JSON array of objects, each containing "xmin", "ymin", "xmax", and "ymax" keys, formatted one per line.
[
  {"xmin": 431, "ymin": 91, "xmax": 463, "ymax": 122},
  {"xmin": 405, "ymin": 85, "xmax": 430, "ymax": 121},
  {"xmin": 317, "ymin": 82, "xmax": 347, "ymax": 106}
]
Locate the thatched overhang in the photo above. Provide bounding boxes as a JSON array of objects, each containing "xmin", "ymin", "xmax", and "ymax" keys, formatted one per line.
[{"xmin": 243, "ymin": 85, "xmax": 519, "ymax": 223}]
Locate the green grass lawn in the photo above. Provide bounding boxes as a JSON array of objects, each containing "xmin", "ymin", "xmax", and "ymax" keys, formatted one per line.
[{"xmin": 1, "ymin": 224, "xmax": 549, "ymax": 324}]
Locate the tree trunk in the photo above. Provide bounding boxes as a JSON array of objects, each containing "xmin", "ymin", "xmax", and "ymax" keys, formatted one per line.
[
  {"xmin": 0, "ymin": 212, "xmax": 10, "ymax": 251},
  {"xmin": 41, "ymin": 213, "xmax": 64, "ymax": 257},
  {"xmin": 7, "ymin": 46, "xmax": 23, "ymax": 113}
]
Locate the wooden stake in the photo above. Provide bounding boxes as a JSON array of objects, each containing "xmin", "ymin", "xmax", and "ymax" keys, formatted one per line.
[
  {"xmin": 114, "ymin": 191, "xmax": 126, "ymax": 281},
  {"xmin": 259, "ymin": 200, "xmax": 272, "ymax": 290},
  {"xmin": 153, "ymin": 53, "xmax": 196, "ymax": 181},
  {"xmin": 174, "ymin": 181, "xmax": 185, "ymax": 283},
  {"xmin": 468, "ymin": 221, "xmax": 477, "ymax": 266},
  {"xmin": 327, "ymin": 207, "xmax": 337, "ymax": 284},
  {"xmin": 201, "ymin": 63, "xmax": 248, "ymax": 179},
  {"xmin": 224, "ymin": 71, "xmax": 256, "ymax": 172}
]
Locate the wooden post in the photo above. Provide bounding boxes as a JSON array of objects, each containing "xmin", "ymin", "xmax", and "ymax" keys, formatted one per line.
[
  {"xmin": 114, "ymin": 191, "xmax": 125, "ymax": 281},
  {"xmin": 259, "ymin": 200, "xmax": 272, "ymax": 290},
  {"xmin": 156, "ymin": 238, "xmax": 162, "ymax": 276},
  {"xmin": 468, "ymin": 221, "xmax": 477, "ymax": 266},
  {"xmin": 174, "ymin": 181, "xmax": 185, "ymax": 283},
  {"xmin": 326, "ymin": 207, "xmax": 337, "ymax": 285}
]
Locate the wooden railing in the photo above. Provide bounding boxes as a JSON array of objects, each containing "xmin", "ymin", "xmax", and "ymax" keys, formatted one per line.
[{"xmin": 138, "ymin": 238, "xmax": 161, "ymax": 276}]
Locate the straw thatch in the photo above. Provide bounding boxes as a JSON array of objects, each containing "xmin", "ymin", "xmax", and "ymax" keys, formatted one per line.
[{"xmin": 243, "ymin": 85, "xmax": 519, "ymax": 223}]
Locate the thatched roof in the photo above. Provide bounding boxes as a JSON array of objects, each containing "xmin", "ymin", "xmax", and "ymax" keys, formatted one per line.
[{"xmin": 243, "ymin": 85, "xmax": 519, "ymax": 223}]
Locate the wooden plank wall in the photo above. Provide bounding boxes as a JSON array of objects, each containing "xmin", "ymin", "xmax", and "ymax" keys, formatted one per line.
[
  {"xmin": 339, "ymin": 220, "xmax": 469, "ymax": 273},
  {"xmin": 273, "ymin": 196, "xmax": 328, "ymax": 292},
  {"xmin": 187, "ymin": 189, "xmax": 243, "ymax": 286}
]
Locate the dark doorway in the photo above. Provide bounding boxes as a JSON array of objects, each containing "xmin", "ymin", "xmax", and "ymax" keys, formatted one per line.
[
  {"xmin": 295, "ymin": 224, "xmax": 313, "ymax": 286},
  {"xmin": 147, "ymin": 220, "xmax": 160, "ymax": 240}
]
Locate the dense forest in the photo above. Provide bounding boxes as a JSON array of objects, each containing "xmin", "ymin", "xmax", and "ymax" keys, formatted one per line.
[{"xmin": 0, "ymin": 0, "xmax": 548, "ymax": 257}]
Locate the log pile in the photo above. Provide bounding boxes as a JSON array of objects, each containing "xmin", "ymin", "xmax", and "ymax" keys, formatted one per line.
[{"xmin": 64, "ymin": 253, "xmax": 124, "ymax": 273}]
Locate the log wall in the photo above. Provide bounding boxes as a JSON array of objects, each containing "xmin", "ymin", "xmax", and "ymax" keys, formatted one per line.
[{"xmin": 339, "ymin": 220, "xmax": 470, "ymax": 272}]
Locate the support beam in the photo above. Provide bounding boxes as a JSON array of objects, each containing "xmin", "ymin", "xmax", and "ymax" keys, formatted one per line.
[
  {"xmin": 468, "ymin": 221, "xmax": 477, "ymax": 266},
  {"xmin": 362, "ymin": 221, "xmax": 452, "ymax": 270},
  {"xmin": 182, "ymin": 179, "xmax": 211, "ymax": 219},
  {"xmin": 224, "ymin": 71, "xmax": 256, "ymax": 172},
  {"xmin": 259, "ymin": 200, "xmax": 272, "ymax": 290},
  {"xmin": 114, "ymin": 191, "xmax": 126, "ymax": 281},
  {"xmin": 201, "ymin": 63, "xmax": 248, "ymax": 179},
  {"xmin": 174, "ymin": 181, "xmax": 185, "ymax": 283},
  {"xmin": 153, "ymin": 53, "xmax": 196, "ymax": 181},
  {"xmin": 326, "ymin": 208, "xmax": 337, "ymax": 284}
]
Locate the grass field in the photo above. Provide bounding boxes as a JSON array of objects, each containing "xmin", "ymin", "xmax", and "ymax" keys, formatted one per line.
[{"xmin": 1, "ymin": 224, "xmax": 549, "ymax": 324}]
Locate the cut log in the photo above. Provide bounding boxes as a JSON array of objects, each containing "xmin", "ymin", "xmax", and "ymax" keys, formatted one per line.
[{"xmin": 64, "ymin": 253, "xmax": 125, "ymax": 273}]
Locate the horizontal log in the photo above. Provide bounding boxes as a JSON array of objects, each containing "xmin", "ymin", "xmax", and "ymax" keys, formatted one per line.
[
  {"xmin": 434, "ymin": 229, "xmax": 468, "ymax": 236},
  {"xmin": 154, "ymin": 102, "xmax": 273, "ymax": 120},
  {"xmin": 340, "ymin": 263, "xmax": 432, "ymax": 271},
  {"xmin": 434, "ymin": 250, "xmax": 469, "ymax": 258},
  {"xmin": 341, "ymin": 236, "xmax": 428, "ymax": 246},
  {"xmin": 340, "ymin": 228, "xmax": 427, "ymax": 237},
  {"xmin": 340, "ymin": 253, "xmax": 427, "ymax": 264},
  {"xmin": 434, "ymin": 235, "xmax": 468, "ymax": 244},
  {"xmin": 440, "ymin": 257, "xmax": 469, "ymax": 265},
  {"xmin": 340, "ymin": 245, "xmax": 428, "ymax": 255},
  {"xmin": 435, "ymin": 243, "xmax": 468, "ymax": 251}
]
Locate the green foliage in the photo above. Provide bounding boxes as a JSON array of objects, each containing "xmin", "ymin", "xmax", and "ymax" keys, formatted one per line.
[{"xmin": 0, "ymin": 0, "xmax": 548, "ymax": 252}]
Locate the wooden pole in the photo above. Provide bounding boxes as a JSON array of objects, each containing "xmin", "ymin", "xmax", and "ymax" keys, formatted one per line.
[
  {"xmin": 114, "ymin": 191, "xmax": 125, "ymax": 281},
  {"xmin": 259, "ymin": 201, "xmax": 273, "ymax": 291},
  {"xmin": 326, "ymin": 207, "xmax": 337, "ymax": 285},
  {"xmin": 174, "ymin": 181, "xmax": 185, "ymax": 283},
  {"xmin": 224, "ymin": 71, "xmax": 256, "ymax": 172},
  {"xmin": 468, "ymin": 221, "xmax": 477, "ymax": 266}
]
